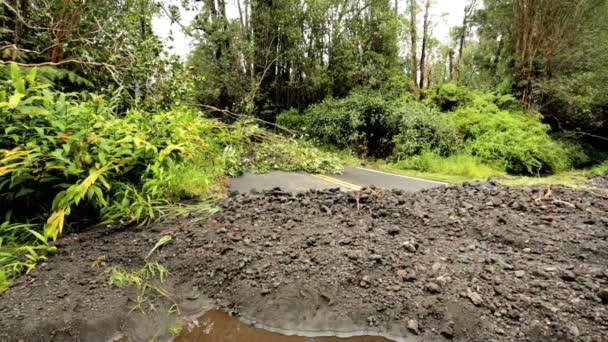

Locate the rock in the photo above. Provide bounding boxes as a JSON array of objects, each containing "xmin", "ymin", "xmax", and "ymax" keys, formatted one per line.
[
  {"xmin": 369, "ymin": 254, "xmax": 383, "ymax": 262},
  {"xmin": 403, "ymin": 242, "xmax": 417, "ymax": 253},
  {"xmin": 541, "ymin": 215, "xmax": 554, "ymax": 222},
  {"xmin": 425, "ymin": 282, "xmax": 441, "ymax": 294},
  {"xmin": 544, "ymin": 266, "xmax": 558, "ymax": 272},
  {"xmin": 522, "ymin": 248, "xmax": 531, "ymax": 253},
  {"xmin": 226, "ymin": 232, "xmax": 242, "ymax": 241},
  {"xmin": 387, "ymin": 227, "xmax": 400, "ymax": 236},
  {"xmin": 467, "ymin": 290, "xmax": 483, "ymax": 306},
  {"xmin": 406, "ymin": 319, "xmax": 419, "ymax": 334},
  {"xmin": 391, "ymin": 285, "xmax": 401, "ymax": 292},
  {"xmin": 598, "ymin": 288, "xmax": 608, "ymax": 303},
  {"xmin": 499, "ymin": 262, "xmax": 514, "ymax": 270},
  {"xmin": 514, "ymin": 270, "xmax": 525, "ymax": 278},
  {"xmin": 405, "ymin": 271, "xmax": 418, "ymax": 281},
  {"xmin": 440, "ymin": 321, "xmax": 455, "ymax": 339},
  {"xmin": 321, "ymin": 205, "xmax": 332, "ymax": 215},
  {"xmin": 569, "ymin": 326, "xmax": 580, "ymax": 337},
  {"xmin": 560, "ymin": 270, "xmax": 576, "ymax": 281},
  {"xmin": 396, "ymin": 270, "xmax": 408, "ymax": 280},
  {"xmin": 436, "ymin": 276, "xmax": 451, "ymax": 287}
]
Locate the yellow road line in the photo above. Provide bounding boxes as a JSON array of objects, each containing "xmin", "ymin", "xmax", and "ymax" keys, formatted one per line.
[{"xmin": 312, "ymin": 174, "xmax": 362, "ymax": 190}]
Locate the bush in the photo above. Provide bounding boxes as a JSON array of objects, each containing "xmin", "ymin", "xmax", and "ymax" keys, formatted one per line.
[
  {"xmin": 392, "ymin": 100, "xmax": 461, "ymax": 160},
  {"xmin": 276, "ymin": 108, "xmax": 308, "ymax": 131},
  {"xmin": 303, "ymin": 91, "xmax": 399, "ymax": 157},
  {"xmin": 448, "ymin": 95, "xmax": 585, "ymax": 175},
  {"xmin": 425, "ymin": 82, "xmax": 473, "ymax": 111}
]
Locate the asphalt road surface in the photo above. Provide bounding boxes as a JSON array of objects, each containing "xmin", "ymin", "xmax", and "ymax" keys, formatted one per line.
[{"xmin": 229, "ymin": 166, "xmax": 445, "ymax": 193}]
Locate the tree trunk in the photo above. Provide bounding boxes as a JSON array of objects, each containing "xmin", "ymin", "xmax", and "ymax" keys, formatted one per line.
[
  {"xmin": 419, "ymin": 0, "xmax": 430, "ymax": 89},
  {"xmin": 456, "ymin": 0, "xmax": 477, "ymax": 82},
  {"xmin": 448, "ymin": 48, "xmax": 454, "ymax": 81},
  {"xmin": 409, "ymin": 0, "xmax": 418, "ymax": 88}
]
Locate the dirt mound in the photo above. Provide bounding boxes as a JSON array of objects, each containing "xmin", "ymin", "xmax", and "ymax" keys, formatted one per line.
[{"xmin": 1, "ymin": 183, "xmax": 608, "ymax": 342}]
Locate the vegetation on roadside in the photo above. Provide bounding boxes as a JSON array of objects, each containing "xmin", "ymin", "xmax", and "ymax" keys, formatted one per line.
[{"xmin": 0, "ymin": 64, "xmax": 341, "ymax": 290}]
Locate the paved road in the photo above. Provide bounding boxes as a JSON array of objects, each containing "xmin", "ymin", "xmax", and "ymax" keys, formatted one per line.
[{"xmin": 229, "ymin": 166, "xmax": 445, "ymax": 193}]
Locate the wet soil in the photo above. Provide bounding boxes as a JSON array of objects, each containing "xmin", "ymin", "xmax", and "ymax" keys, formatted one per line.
[
  {"xmin": 176, "ymin": 310, "xmax": 389, "ymax": 342},
  {"xmin": 1, "ymin": 182, "xmax": 608, "ymax": 342}
]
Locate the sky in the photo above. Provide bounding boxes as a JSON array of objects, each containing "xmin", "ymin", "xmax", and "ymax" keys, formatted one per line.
[{"xmin": 152, "ymin": 0, "xmax": 470, "ymax": 60}]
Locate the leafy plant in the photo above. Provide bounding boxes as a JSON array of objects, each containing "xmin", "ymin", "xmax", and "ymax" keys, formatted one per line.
[
  {"xmin": 448, "ymin": 94, "xmax": 586, "ymax": 175},
  {"xmin": 0, "ymin": 64, "xmax": 343, "ymax": 288},
  {"xmin": 392, "ymin": 100, "xmax": 461, "ymax": 160}
]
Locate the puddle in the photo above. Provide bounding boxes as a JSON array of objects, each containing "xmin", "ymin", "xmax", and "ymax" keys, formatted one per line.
[{"xmin": 176, "ymin": 310, "xmax": 391, "ymax": 342}]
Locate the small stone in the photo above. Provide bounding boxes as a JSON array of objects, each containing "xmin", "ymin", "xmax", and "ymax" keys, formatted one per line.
[
  {"xmin": 569, "ymin": 326, "xmax": 580, "ymax": 337},
  {"xmin": 403, "ymin": 242, "xmax": 417, "ymax": 253},
  {"xmin": 560, "ymin": 270, "xmax": 577, "ymax": 281},
  {"xmin": 405, "ymin": 271, "xmax": 418, "ymax": 281},
  {"xmin": 500, "ymin": 262, "xmax": 514, "ymax": 270},
  {"xmin": 598, "ymin": 288, "xmax": 608, "ymax": 303},
  {"xmin": 514, "ymin": 270, "xmax": 525, "ymax": 278},
  {"xmin": 436, "ymin": 275, "xmax": 451, "ymax": 287},
  {"xmin": 544, "ymin": 266, "xmax": 558, "ymax": 272},
  {"xmin": 387, "ymin": 227, "xmax": 400, "ymax": 236},
  {"xmin": 406, "ymin": 319, "xmax": 419, "ymax": 334},
  {"xmin": 522, "ymin": 248, "xmax": 531, "ymax": 253},
  {"xmin": 396, "ymin": 270, "xmax": 408, "ymax": 279},
  {"xmin": 541, "ymin": 215, "xmax": 554, "ymax": 222},
  {"xmin": 426, "ymin": 282, "xmax": 441, "ymax": 294},
  {"xmin": 391, "ymin": 285, "xmax": 401, "ymax": 292},
  {"xmin": 467, "ymin": 290, "xmax": 483, "ymax": 306},
  {"xmin": 226, "ymin": 232, "xmax": 242, "ymax": 241}
]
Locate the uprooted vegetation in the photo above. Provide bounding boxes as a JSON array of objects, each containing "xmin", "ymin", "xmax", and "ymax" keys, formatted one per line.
[{"xmin": 0, "ymin": 64, "xmax": 341, "ymax": 291}]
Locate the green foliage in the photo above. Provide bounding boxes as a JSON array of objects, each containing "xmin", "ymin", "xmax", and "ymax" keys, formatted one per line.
[
  {"xmin": 425, "ymin": 82, "xmax": 473, "ymax": 111},
  {"xmin": 392, "ymin": 100, "xmax": 461, "ymax": 159},
  {"xmin": 247, "ymin": 139, "xmax": 343, "ymax": 174},
  {"xmin": 277, "ymin": 108, "xmax": 308, "ymax": 132},
  {"xmin": 0, "ymin": 65, "xmax": 342, "ymax": 287},
  {"xmin": 302, "ymin": 91, "xmax": 399, "ymax": 157},
  {"xmin": 391, "ymin": 151, "xmax": 504, "ymax": 180},
  {"xmin": 448, "ymin": 94, "xmax": 586, "ymax": 175}
]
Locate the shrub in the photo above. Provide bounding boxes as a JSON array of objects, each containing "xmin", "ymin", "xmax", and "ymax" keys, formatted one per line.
[
  {"xmin": 276, "ymin": 108, "xmax": 308, "ymax": 131},
  {"xmin": 392, "ymin": 100, "xmax": 461, "ymax": 160},
  {"xmin": 448, "ymin": 95, "xmax": 585, "ymax": 175},
  {"xmin": 303, "ymin": 91, "xmax": 399, "ymax": 157},
  {"xmin": 425, "ymin": 82, "xmax": 473, "ymax": 111}
]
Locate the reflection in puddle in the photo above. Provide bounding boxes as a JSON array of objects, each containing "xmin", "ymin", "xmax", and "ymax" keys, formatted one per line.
[{"xmin": 176, "ymin": 310, "xmax": 391, "ymax": 342}]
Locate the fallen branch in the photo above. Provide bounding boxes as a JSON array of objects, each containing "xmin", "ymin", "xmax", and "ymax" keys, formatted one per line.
[{"xmin": 192, "ymin": 103, "xmax": 299, "ymax": 136}]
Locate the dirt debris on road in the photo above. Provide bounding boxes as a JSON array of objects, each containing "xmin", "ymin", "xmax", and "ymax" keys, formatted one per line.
[{"xmin": 1, "ymin": 181, "xmax": 608, "ymax": 342}]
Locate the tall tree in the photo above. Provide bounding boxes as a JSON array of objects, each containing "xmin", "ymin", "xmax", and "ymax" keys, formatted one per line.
[
  {"xmin": 455, "ymin": 0, "xmax": 478, "ymax": 82},
  {"xmin": 409, "ymin": 0, "xmax": 418, "ymax": 88},
  {"xmin": 418, "ymin": 0, "xmax": 431, "ymax": 88}
]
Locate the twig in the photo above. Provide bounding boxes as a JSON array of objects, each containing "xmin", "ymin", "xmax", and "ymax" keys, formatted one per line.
[{"xmin": 192, "ymin": 103, "xmax": 299, "ymax": 136}]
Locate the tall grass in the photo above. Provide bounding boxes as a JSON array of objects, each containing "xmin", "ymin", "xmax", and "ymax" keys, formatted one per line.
[{"xmin": 390, "ymin": 151, "xmax": 504, "ymax": 180}]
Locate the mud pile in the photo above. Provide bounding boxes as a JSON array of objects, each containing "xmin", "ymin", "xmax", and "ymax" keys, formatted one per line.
[{"xmin": 1, "ymin": 182, "xmax": 607, "ymax": 341}]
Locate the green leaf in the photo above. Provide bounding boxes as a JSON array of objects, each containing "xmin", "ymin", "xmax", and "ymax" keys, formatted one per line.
[{"xmin": 8, "ymin": 93, "xmax": 25, "ymax": 109}]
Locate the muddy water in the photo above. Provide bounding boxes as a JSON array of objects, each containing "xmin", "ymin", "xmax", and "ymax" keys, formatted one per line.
[{"xmin": 176, "ymin": 310, "xmax": 391, "ymax": 342}]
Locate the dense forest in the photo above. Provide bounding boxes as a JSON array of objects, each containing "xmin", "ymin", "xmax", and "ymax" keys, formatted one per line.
[{"xmin": 1, "ymin": 0, "xmax": 607, "ymax": 291}]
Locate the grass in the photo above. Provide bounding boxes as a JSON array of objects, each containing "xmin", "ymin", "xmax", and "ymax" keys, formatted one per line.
[
  {"xmin": 377, "ymin": 152, "xmax": 505, "ymax": 183},
  {"xmin": 364, "ymin": 151, "xmax": 606, "ymax": 188}
]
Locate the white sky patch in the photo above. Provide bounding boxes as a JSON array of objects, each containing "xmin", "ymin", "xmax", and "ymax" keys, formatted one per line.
[{"xmin": 152, "ymin": 0, "xmax": 470, "ymax": 60}]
